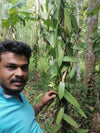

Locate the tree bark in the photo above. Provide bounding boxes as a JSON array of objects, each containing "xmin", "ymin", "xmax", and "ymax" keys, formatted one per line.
[{"xmin": 84, "ymin": 0, "xmax": 99, "ymax": 90}]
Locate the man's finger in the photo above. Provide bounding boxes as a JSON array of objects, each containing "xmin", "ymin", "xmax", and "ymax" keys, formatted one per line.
[{"xmin": 47, "ymin": 90, "xmax": 57, "ymax": 95}]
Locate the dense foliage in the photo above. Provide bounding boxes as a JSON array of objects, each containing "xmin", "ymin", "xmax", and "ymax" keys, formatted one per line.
[{"xmin": 0, "ymin": 0, "xmax": 100, "ymax": 132}]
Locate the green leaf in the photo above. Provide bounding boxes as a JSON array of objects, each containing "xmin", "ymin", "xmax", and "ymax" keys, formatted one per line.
[
  {"xmin": 46, "ymin": 0, "xmax": 49, "ymax": 12},
  {"xmin": 50, "ymin": 30, "xmax": 54, "ymax": 47},
  {"xmin": 51, "ymin": 124, "xmax": 62, "ymax": 133},
  {"xmin": 74, "ymin": 46, "xmax": 83, "ymax": 51},
  {"xmin": 25, "ymin": 16, "xmax": 35, "ymax": 21},
  {"xmin": 58, "ymin": 37, "xmax": 64, "ymax": 67},
  {"xmin": 2, "ymin": 3, "xmax": 13, "ymax": 12},
  {"xmin": 58, "ymin": 82, "xmax": 65, "ymax": 100},
  {"xmin": 63, "ymin": 113, "xmax": 79, "ymax": 129},
  {"xmin": 69, "ymin": 64, "xmax": 76, "ymax": 79},
  {"xmin": 64, "ymin": 8, "xmax": 71, "ymax": 32},
  {"xmin": 54, "ymin": 0, "xmax": 61, "ymax": 20},
  {"xmin": 92, "ymin": 35, "xmax": 100, "ymax": 42},
  {"xmin": 71, "ymin": 15, "xmax": 79, "ymax": 34},
  {"xmin": 63, "ymin": 56, "xmax": 80, "ymax": 62},
  {"xmin": 55, "ymin": 0, "xmax": 61, "ymax": 9},
  {"xmin": 41, "ymin": 5, "xmax": 44, "ymax": 12},
  {"xmin": 49, "ymin": 57, "xmax": 57, "ymax": 75},
  {"xmin": 81, "ymin": 43, "xmax": 88, "ymax": 49},
  {"xmin": 17, "ymin": 15, "xmax": 25, "ymax": 26},
  {"xmin": 94, "ymin": 45, "xmax": 100, "ymax": 52},
  {"xmin": 64, "ymin": 90, "xmax": 80, "ymax": 108},
  {"xmin": 56, "ymin": 107, "xmax": 64, "ymax": 125},
  {"xmin": 2, "ymin": 8, "xmax": 20, "ymax": 28},
  {"xmin": 13, "ymin": 0, "xmax": 27, "ymax": 8},
  {"xmin": 42, "ymin": 18, "xmax": 57, "ymax": 29},
  {"xmin": 45, "ymin": 100, "xmax": 56, "ymax": 111},
  {"xmin": 77, "ymin": 108, "xmax": 87, "ymax": 118},
  {"xmin": 18, "ymin": 9, "xmax": 33, "ymax": 15},
  {"xmin": 77, "ymin": 129, "xmax": 88, "ymax": 133},
  {"xmin": 64, "ymin": 91, "xmax": 87, "ymax": 118},
  {"xmin": 48, "ymin": 4, "xmax": 55, "ymax": 17},
  {"xmin": 54, "ymin": 25, "xmax": 58, "ymax": 48},
  {"xmin": 61, "ymin": 66, "xmax": 67, "ymax": 73},
  {"xmin": 34, "ymin": 93, "xmax": 43, "ymax": 101},
  {"xmin": 94, "ymin": 0, "xmax": 98, "ymax": 3},
  {"xmin": 2, "ymin": 19, "xmax": 10, "ymax": 28}
]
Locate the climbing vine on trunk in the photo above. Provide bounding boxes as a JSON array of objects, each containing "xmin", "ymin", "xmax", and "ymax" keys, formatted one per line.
[{"xmin": 39, "ymin": 0, "xmax": 87, "ymax": 132}]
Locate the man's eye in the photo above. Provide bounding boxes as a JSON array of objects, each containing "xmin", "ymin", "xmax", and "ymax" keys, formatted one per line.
[
  {"xmin": 21, "ymin": 65, "xmax": 28, "ymax": 71},
  {"xmin": 6, "ymin": 66, "xmax": 16, "ymax": 70}
]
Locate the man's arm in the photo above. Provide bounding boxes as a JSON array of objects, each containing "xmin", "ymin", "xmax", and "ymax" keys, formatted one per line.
[{"xmin": 33, "ymin": 90, "xmax": 57, "ymax": 115}]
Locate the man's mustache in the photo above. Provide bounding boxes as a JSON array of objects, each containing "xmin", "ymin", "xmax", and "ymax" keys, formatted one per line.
[{"xmin": 10, "ymin": 77, "xmax": 26, "ymax": 84}]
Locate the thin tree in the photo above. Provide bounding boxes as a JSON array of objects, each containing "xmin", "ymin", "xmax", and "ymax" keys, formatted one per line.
[
  {"xmin": 74, "ymin": 0, "xmax": 81, "ymax": 81},
  {"xmin": 84, "ymin": 0, "xmax": 99, "ymax": 90}
]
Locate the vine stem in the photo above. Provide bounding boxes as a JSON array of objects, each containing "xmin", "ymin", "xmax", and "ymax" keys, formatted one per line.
[{"xmin": 62, "ymin": 67, "xmax": 69, "ymax": 82}]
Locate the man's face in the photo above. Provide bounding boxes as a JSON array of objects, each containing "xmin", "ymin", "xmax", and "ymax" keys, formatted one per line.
[{"xmin": 0, "ymin": 52, "xmax": 29, "ymax": 95}]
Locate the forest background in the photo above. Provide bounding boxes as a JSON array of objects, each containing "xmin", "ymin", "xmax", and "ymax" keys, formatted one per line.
[{"xmin": 0, "ymin": 0, "xmax": 100, "ymax": 133}]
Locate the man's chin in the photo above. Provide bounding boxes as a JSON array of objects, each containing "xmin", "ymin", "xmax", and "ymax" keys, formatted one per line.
[{"xmin": 2, "ymin": 85, "xmax": 24, "ymax": 95}]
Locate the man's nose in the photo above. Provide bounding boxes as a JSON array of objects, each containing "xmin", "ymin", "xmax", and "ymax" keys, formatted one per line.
[{"xmin": 15, "ymin": 67, "xmax": 24, "ymax": 77}]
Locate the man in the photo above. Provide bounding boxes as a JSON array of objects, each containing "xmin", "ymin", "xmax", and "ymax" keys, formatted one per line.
[{"xmin": 0, "ymin": 41, "xmax": 57, "ymax": 133}]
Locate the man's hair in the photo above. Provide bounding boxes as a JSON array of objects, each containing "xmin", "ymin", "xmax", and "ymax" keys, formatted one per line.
[{"xmin": 0, "ymin": 40, "xmax": 31, "ymax": 62}]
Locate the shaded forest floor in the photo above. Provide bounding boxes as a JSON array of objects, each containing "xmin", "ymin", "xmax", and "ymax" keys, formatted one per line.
[
  {"xmin": 23, "ymin": 70, "xmax": 56, "ymax": 133},
  {"xmin": 23, "ymin": 68, "xmax": 100, "ymax": 133}
]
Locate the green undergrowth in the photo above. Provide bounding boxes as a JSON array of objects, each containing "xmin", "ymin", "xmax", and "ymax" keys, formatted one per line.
[
  {"xmin": 23, "ymin": 69, "xmax": 99, "ymax": 133},
  {"xmin": 23, "ymin": 69, "xmax": 55, "ymax": 132},
  {"xmin": 23, "ymin": 57, "xmax": 100, "ymax": 133}
]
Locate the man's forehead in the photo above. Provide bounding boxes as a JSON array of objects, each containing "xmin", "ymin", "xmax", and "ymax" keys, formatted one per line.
[{"xmin": 0, "ymin": 52, "xmax": 28, "ymax": 64}]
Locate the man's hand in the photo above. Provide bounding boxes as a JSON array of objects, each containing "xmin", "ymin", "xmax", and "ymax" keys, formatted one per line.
[
  {"xmin": 33, "ymin": 90, "xmax": 57, "ymax": 115},
  {"xmin": 39, "ymin": 90, "xmax": 57, "ymax": 107}
]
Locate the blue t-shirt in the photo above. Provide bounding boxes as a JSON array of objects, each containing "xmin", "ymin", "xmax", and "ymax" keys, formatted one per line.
[{"xmin": 0, "ymin": 87, "xmax": 43, "ymax": 133}]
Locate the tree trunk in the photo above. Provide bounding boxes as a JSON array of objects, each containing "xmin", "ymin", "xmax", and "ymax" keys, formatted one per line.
[
  {"xmin": 74, "ymin": 0, "xmax": 81, "ymax": 81},
  {"xmin": 84, "ymin": 0, "xmax": 99, "ymax": 90},
  {"xmin": 89, "ymin": 105, "xmax": 100, "ymax": 132}
]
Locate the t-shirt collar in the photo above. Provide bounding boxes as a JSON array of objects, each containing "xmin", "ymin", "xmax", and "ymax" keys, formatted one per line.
[{"xmin": 0, "ymin": 87, "xmax": 15, "ymax": 99}]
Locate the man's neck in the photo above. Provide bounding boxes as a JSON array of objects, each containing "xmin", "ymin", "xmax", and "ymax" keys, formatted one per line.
[{"xmin": 0, "ymin": 86, "xmax": 23, "ymax": 102}]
